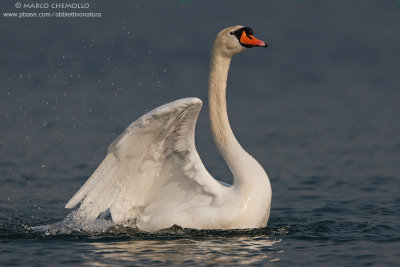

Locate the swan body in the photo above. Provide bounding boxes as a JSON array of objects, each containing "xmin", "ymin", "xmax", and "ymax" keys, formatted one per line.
[{"xmin": 66, "ymin": 25, "xmax": 272, "ymax": 232}]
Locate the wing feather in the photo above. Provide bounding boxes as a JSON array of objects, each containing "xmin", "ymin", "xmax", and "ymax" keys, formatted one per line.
[{"xmin": 65, "ymin": 97, "xmax": 224, "ymax": 223}]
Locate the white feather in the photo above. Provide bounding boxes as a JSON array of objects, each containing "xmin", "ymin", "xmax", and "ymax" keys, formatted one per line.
[{"xmin": 65, "ymin": 26, "xmax": 272, "ymax": 232}]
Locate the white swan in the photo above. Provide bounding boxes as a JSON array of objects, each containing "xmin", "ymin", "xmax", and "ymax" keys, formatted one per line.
[{"xmin": 65, "ymin": 25, "xmax": 272, "ymax": 232}]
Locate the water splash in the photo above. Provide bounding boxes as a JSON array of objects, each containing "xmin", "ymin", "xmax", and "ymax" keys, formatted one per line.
[{"xmin": 33, "ymin": 210, "xmax": 115, "ymax": 235}]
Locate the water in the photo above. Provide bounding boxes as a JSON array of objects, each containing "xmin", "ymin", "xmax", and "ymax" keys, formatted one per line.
[{"xmin": 1, "ymin": 0, "xmax": 400, "ymax": 266}]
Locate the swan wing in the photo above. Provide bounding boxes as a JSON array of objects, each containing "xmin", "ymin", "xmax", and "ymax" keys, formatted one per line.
[{"xmin": 65, "ymin": 97, "xmax": 224, "ymax": 223}]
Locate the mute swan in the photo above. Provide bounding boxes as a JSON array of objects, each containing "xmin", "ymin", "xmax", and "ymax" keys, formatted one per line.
[{"xmin": 65, "ymin": 25, "xmax": 272, "ymax": 232}]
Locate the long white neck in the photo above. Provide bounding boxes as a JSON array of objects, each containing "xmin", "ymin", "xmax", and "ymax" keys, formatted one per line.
[{"xmin": 208, "ymin": 47, "xmax": 257, "ymax": 188}]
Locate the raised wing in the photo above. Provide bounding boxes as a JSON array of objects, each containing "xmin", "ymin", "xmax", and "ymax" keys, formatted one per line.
[{"xmin": 65, "ymin": 98, "xmax": 224, "ymax": 224}]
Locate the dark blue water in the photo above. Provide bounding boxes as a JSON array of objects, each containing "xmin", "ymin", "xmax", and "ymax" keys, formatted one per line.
[{"xmin": 1, "ymin": 0, "xmax": 400, "ymax": 265}]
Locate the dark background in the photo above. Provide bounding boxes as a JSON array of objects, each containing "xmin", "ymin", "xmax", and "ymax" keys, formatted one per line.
[{"xmin": 0, "ymin": 0, "xmax": 399, "ymax": 265}]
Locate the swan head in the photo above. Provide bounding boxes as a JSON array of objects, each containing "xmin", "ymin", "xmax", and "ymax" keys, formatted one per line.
[{"xmin": 213, "ymin": 25, "xmax": 268, "ymax": 58}]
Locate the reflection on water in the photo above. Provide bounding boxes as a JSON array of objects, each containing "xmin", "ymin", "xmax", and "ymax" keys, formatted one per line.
[
  {"xmin": 1, "ymin": 0, "xmax": 399, "ymax": 265},
  {"xmin": 85, "ymin": 237, "xmax": 282, "ymax": 265}
]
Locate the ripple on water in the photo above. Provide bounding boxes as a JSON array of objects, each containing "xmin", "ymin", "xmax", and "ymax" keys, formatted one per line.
[{"xmin": 1, "ymin": 213, "xmax": 399, "ymax": 266}]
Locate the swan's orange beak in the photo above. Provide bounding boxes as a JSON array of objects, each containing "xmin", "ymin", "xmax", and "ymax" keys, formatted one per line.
[{"xmin": 240, "ymin": 31, "xmax": 268, "ymax": 47}]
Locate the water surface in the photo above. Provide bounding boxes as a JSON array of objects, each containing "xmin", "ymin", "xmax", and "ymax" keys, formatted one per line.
[{"xmin": 1, "ymin": 0, "xmax": 400, "ymax": 266}]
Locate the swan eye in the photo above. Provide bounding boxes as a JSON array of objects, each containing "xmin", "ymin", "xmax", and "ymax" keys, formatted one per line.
[{"xmin": 229, "ymin": 32, "xmax": 233, "ymax": 35}]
